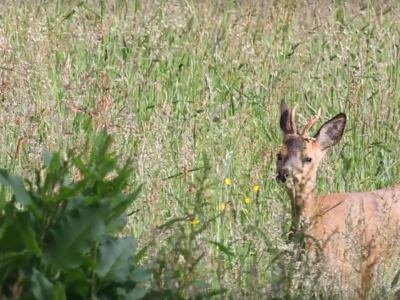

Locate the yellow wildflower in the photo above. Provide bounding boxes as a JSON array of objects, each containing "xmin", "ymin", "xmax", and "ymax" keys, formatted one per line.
[
  {"xmin": 219, "ymin": 203, "xmax": 226, "ymax": 211},
  {"xmin": 224, "ymin": 178, "xmax": 232, "ymax": 185},
  {"xmin": 190, "ymin": 218, "xmax": 200, "ymax": 226},
  {"xmin": 253, "ymin": 185, "xmax": 260, "ymax": 192},
  {"xmin": 244, "ymin": 197, "xmax": 251, "ymax": 204}
]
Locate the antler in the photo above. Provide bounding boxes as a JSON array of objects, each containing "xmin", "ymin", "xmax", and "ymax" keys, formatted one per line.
[
  {"xmin": 289, "ymin": 104, "xmax": 298, "ymax": 134},
  {"xmin": 302, "ymin": 107, "xmax": 322, "ymax": 138}
]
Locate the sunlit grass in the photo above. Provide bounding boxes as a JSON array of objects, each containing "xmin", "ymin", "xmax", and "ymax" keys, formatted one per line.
[{"xmin": 0, "ymin": 0, "xmax": 399, "ymax": 298}]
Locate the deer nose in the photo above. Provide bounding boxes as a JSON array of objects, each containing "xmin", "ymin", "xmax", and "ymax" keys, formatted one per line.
[{"xmin": 277, "ymin": 168, "xmax": 290, "ymax": 183}]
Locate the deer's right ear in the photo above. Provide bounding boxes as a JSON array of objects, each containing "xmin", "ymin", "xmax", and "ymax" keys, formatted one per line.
[{"xmin": 280, "ymin": 100, "xmax": 295, "ymax": 135}]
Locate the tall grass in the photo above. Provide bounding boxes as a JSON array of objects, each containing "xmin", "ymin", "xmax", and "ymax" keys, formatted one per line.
[{"xmin": 0, "ymin": 0, "xmax": 399, "ymax": 298}]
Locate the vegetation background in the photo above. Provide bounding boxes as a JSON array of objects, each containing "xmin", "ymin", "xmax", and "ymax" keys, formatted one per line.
[{"xmin": 0, "ymin": 0, "xmax": 399, "ymax": 298}]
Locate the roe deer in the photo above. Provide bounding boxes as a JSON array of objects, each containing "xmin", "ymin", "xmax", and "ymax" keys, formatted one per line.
[{"xmin": 276, "ymin": 100, "xmax": 400, "ymax": 297}]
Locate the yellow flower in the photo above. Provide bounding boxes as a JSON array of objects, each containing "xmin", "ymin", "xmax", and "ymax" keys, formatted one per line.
[
  {"xmin": 253, "ymin": 185, "xmax": 260, "ymax": 192},
  {"xmin": 219, "ymin": 203, "xmax": 226, "ymax": 211},
  {"xmin": 224, "ymin": 178, "xmax": 232, "ymax": 185},
  {"xmin": 190, "ymin": 218, "xmax": 200, "ymax": 226},
  {"xmin": 244, "ymin": 197, "xmax": 251, "ymax": 204}
]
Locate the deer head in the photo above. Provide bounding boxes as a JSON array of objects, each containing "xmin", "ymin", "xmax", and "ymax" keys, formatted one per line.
[{"xmin": 276, "ymin": 100, "xmax": 347, "ymax": 207}]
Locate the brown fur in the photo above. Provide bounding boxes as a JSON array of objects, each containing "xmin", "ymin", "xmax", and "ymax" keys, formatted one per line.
[{"xmin": 276, "ymin": 100, "xmax": 400, "ymax": 298}]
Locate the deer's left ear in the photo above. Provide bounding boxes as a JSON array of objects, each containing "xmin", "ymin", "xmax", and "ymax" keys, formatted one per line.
[{"xmin": 314, "ymin": 113, "xmax": 347, "ymax": 150}]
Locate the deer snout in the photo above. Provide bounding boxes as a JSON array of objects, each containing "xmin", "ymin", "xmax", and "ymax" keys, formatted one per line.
[{"xmin": 277, "ymin": 168, "xmax": 290, "ymax": 183}]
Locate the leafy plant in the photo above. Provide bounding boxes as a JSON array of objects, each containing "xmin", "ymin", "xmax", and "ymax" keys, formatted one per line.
[{"xmin": 0, "ymin": 129, "xmax": 150, "ymax": 300}]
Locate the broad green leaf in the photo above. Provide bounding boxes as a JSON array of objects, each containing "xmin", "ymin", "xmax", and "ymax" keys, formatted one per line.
[
  {"xmin": 64, "ymin": 269, "xmax": 89, "ymax": 297},
  {"xmin": 91, "ymin": 129, "xmax": 111, "ymax": 166},
  {"xmin": 49, "ymin": 152, "xmax": 61, "ymax": 172},
  {"xmin": 0, "ymin": 169, "xmax": 32, "ymax": 207},
  {"xmin": 79, "ymin": 194, "xmax": 104, "ymax": 207},
  {"xmin": 94, "ymin": 128, "xmax": 108, "ymax": 152},
  {"xmin": 50, "ymin": 184, "xmax": 83, "ymax": 204},
  {"xmin": 107, "ymin": 184, "xmax": 143, "ymax": 223},
  {"xmin": 0, "ymin": 204, "xmax": 16, "ymax": 242},
  {"xmin": 130, "ymin": 288, "xmax": 148, "ymax": 300},
  {"xmin": 0, "ymin": 252, "xmax": 30, "ymax": 283},
  {"xmin": 0, "ymin": 222, "xmax": 25, "ymax": 252},
  {"xmin": 102, "ymin": 160, "xmax": 133, "ymax": 193},
  {"xmin": 43, "ymin": 151, "xmax": 53, "ymax": 168},
  {"xmin": 96, "ymin": 236, "xmax": 136, "ymax": 281},
  {"xmin": 96, "ymin": 157, "xmax": 117, "ymax": 179},
  {"xmin": 30, "ymin": 269, "xmax": 54, "ymax": 300},
  {"xmin": 65, "ymin": 195, "xmax": 85, "ymax": 212},
  {"xmin": 73, "ymin": 157, "xmax": 89, "ymax": 179},
  {"xmin": 189, "ymin": 280, "xmax": 208, "ymax": 289},
  {"xmin": 43, "ymin": 152, "xmax": 62, "ymax": 193},
  {"xmin": 0, "ymin": 185, "xmax": 7, "ymax": 211},
  {"xmin": 53, "ymin": 282, "xmax": 67, "ymax": 300},
  {"xmin": 44, "ymin": 202, "xmax": 110, "ymax": 269},
  {"xmin": 134, "ymin": 244, "xmax": 150, "ymax": 264},
  {"xmin": 16, "ymin": 212, "xmax": 41, "ymax": 256},
  {"xmin": 62, "ymin": 175, "xmax": 72, "ymax": 187},
  {"xmin": 64, "ymin": 268, "xmax": 87, "ymax": 287},
  {"xmin": 129, "ymin": 265, "xmax": 152, "ymax": 283},
  {"xmin": 106, "ymin": 213, "xmax": 127, "ymax": 234},
  {"xmin": 117, "ymin": 287, "xmax": 147, "ymax": 300}
]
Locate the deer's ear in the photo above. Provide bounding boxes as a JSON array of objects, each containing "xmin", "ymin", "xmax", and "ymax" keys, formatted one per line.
[
  {"xmin": 314, "ymin": 113, "xmax": 347, "ymax": 150},
  {"xmin": 280, "ymin": 100, "xmax": 297, "ymax": 135}
]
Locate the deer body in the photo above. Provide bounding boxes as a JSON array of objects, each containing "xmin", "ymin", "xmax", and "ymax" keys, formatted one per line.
[
  {"xmin": 309, "ymin": 188, "xmax": 400, "ymax": 255},
  {"xmin": 276, "ymin": 100, "xmax": 400, "ymax": 296}
]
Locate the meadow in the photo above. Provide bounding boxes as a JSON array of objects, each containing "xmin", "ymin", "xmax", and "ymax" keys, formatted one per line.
[{"xmin": 0, "ymin": 0, "xmax": 400, "ymax": 298}]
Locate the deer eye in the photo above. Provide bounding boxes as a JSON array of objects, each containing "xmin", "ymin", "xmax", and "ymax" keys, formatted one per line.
[
  {"xmin": 277, "ymin": 153, "xmax": 283, "ymax": 161},
  {"xmin": 303, "ymin": 157, "xmax": 313, "ymax": 164}
]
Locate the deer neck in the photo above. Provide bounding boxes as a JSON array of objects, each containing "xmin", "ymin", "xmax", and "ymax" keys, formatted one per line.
[
  {"xmin": 295, "ymin": 178, "xmax": 318, "ymax": 217},
  {"xmin": 287, "ymin": 174, "xmax": 319, "ymax": 236}
]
